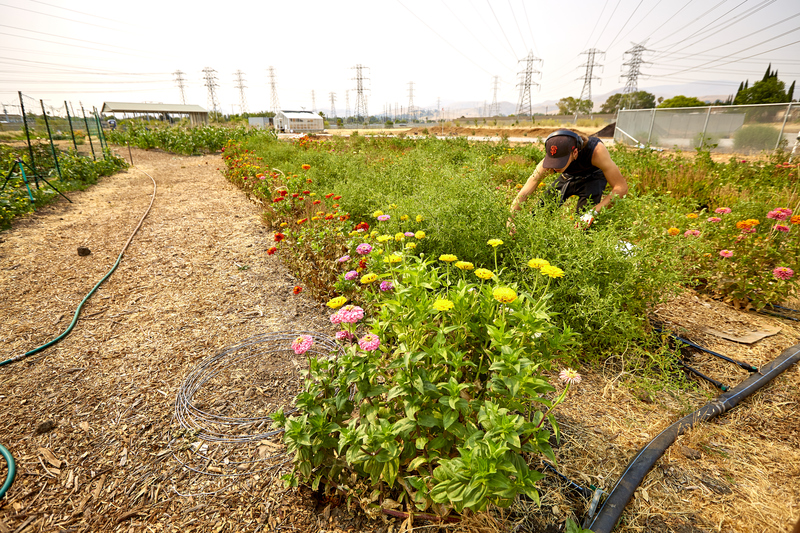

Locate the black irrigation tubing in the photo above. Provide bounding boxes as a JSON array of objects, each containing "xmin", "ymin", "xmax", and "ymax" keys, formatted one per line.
[
  {"xmin": 586, "ymin": 342, "xmax": 800, "ymax": 533},
  {"xmin": 654, "ymin": 326, "xmax": 758, "ymax": 373},
  {"xmin": 541, "ymin": 460, "xmax": 594, "ymax": 500},
  {"xmin": 0, "ymin": 166, "xmax": 156, "ymax": 368}
]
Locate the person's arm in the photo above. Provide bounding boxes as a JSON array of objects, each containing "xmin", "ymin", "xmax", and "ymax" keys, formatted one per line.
[
  {"xmin": 510, "ymin": 160, "xmax": 553, "ymax": 214},
  {"xmin": 589, "ymin": 142, "xmax": 628, "ymax": 213}
]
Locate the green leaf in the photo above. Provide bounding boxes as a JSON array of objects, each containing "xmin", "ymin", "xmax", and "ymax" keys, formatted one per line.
[
  {"xmin": 443, "ymin": 409, "xmax": 458, "ymax": 430},
  {"xmin": 407, "ymin": 456, "xmax": 427, "ymax": 472},
  {"xmin": 383, "ymin": 458, "xmax": 400, "ymax": 487}
]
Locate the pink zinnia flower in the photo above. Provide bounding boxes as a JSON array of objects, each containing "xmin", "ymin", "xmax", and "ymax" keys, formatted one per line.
[
  {"xmin": 345, "ymin": 270, "xmax": 359, "ymax": 281},
  {"xmin": 358, "ymin": 333, "xmax": 381, "ymax": 351},
  {"xmin": 337, "ymin": 255, "xmax": 351, "ymax": 263},
  {"xmin": 773, "ymin": 267, "xmax": 795, "ymax": 280},
  {"xmin": 330, "ymin": 312, "xmax": 343, "ymax": 325},
  {"xmin": 404, "ymin": 232, "xmax": 414, "ymax": 237},
  {"xmin": 684, "ymin": 229, "xmax": 700, "ymax": 237},
  {"xmin": 379, "ymin": 280, "xmax": 394, "ymax": 292},
  {"xmin": 714, "ymin": 207, "xmax": 731, "ymax": 214},
  {"xmin": 775, "ymin": 224, "xmax": 790, "ymax": 233},
  {"xmin": 719, "ymin": 249, "xmax": 733, "ymax": 258},
  {"xmin": 291, "ymin": 335, "xmax": 313, "ymax": 355},
  {"xmin": 559, "ymin": 368, "xmax": 582, "ymax": 385},
  {"xmin": 335, "ymin": 330, "xmax": 353, "ymax": 341},
  {"xmin": 707, "ymin": 217, "xmax": 721, "ymax": 223},
  {"xmin": 767, "ymin": 208, "xmax": 792, "ymax": 221},
  {"xmin": 377, "ymin": 215, "xmax": 390, "ymax": 222},
  {"xmin": 356, "ymin": 243, "xmax": 373, "ymax": 255},
  {"xmin": 338, "ymin": 305, "xmax": 364, "ymax": 323},
  {"xmin": 741, "ymin": 227, "xmax": 756, "ymax": 234}
]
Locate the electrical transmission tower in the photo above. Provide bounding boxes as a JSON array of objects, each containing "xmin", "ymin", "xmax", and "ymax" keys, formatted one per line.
[
  {"xmin": 515, "ymin": 51, "xmax": 541, "ymax": 119},
  {"xmin": 577, "ymin": 49, "xmax": 604, "ymax": 112},
  {"xmin": 173, "ymin": 70, "xmax": 187, "ymax": 104},
  {"xmin": 491, "ymin": 75, "xmax": 500, "ymax": 116},
  {"xmin": 329, "ymin": 92, "xmax": 337, "ymax": 118},
  {"xmin": 233, "ymin": 70, "xmax": 248, "ymax": 115},
  {"xmin": 345, "ymin": 91, "xmax": 351, "ymax": 123},
  {"xmin": 352, "ymin": 64, "xmax": 369, "ymax": 123},
  {"xmin": 619, "ymin": 40, "xmax": 652, "ymax": 111},
  {"xmin": 267, "ymin": 66, "xmax": 280, "ymax": 113},
  {"xmin": 407, "ymin": 82, "xmax": 415, "ymax": 121},
  {"xmin": 202, "ymin": 67, "xmax": 220, "ymax": 117}
]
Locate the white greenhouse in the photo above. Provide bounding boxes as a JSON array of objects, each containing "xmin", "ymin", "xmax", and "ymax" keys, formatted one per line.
[{"xmin": 274, "ymin": 110, "xmax": 324, "ymax": 133}]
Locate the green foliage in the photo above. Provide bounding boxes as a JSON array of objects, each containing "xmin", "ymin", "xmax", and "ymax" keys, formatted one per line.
[
  {"xmin": 734, "ymin": 76, "xmax": 790, "ymax": 105},
  {"xmin": 733, "ymin": 124, "xmax": 779, "ymax": 151},
  {"xmin": 599, "ymin": 91, "xmax": 656, "ymax": 113},
  {"xmin": 557, "ymin": 97, "xmax": 593, "ymax": 115},
  {"xmin": 106, "ymin": 123, "xmax": 271, "ymax": 155},
  {"xmin": 657, "ymin": 95, "xmax": 707, "ymax": 108}
]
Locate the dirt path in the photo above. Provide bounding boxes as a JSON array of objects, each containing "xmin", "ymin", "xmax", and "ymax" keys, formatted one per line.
[{"xmin": 0, "ymin": 148, "xmax": 355, "ymax": 532}]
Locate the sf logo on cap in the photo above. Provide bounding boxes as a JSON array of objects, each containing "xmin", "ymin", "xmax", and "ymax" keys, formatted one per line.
[{"xmin": 550, "ymin": 145, "xmax": 558, "ymax": 155}]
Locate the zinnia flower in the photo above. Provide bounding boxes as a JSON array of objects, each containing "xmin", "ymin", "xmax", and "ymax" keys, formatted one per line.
[
  {"xmin": 492, "ymin": 287, "xmax": 517, "ymax": 304},
  {"xmin": 404, "ymin": 232, "xmax": 414, "ymax": 237},
  {"xmin": 379, "ymin": 281, "xmax": 394, "ymax": 292},
  {"xmin": 267, "ymin": 247, "xmax": 277, "ymax": 255},
  {"xmin": 527, "ymin": 258, "xmax": 550, "ymax": 269},
  {"xmin": 377, "ymin": 214, "xmax": 390, "ymax": 221},
  {"xmin": 356, "ymin": 243, "xmax": 373, "ymax": 255},
  {"xmin": 394, "ymin": 232, "xmax": 405, "ymax": 241},
  {"xmin": 274, "ymin": 232, "xmax": 285, "ymax": 242},
  {"xmin": 416, "ymin": 215, "xmax": 424, "ymax": 222},
  {"xmin": 327, "ymin": 296, "xmax": 347, "ymax": 309},
  {"xmin": 714, "ymin": 207, "xmax": 732, "ymax": 214},
  {"xmin": 338, "ymin": 305, "xmax": 365, "ymax": 323},
  {"xmin": 455, "ymin": 261, "xmax": 474, "ymax": 270},
  {"xmin": 439, "ymin": 254, "xmax": 458, "ymax": 262},
  {"xmin": 345, "ymin": 270, "xmax": 359, "ymax": 281},
  {"xmin": 405, "ymin": 242, "xmax": 417, "ymax": 249},
  {"xmin": 475, "ymin": 268, "xmax": 494, "ymax": 280},
  {"xmin": 541, "ymin": 265, "xmax": 565, "ymax": 278},
  {"xmin": 559, "ymin": 368, "xmax": 582, "ymax": 385},
  {"xmin": 377, "ymin": 235, "xmax": 392, "ymax": 243},
  {"xmin": 373, "ymin": 210, "xmax": 384, "ymax": 218},
  {"xmin": 415, "ymin": 231, "xmax": 426, "ymax": 239},
  {"xmin": 297, "ymin": 218, "xmax": 308, "ymax": 225},
  {"xmin": 291, "ymin": 335, "xmax": 313, "ymax": 355},
  {"xmin": 667, "ymin": 227, "xmax": 680, "ymax": 236},
  {"xmin": 335, "ymin": 330, "xmax": 353, "ymax": 341},
  {"xmin": 707, "ymin": 217, "xmax": 721, "ymax": 223},
  {"xmin": 272, "ymin": 197, "xmax": 284, "ymax": 203},
  {"xmin": 301, "ymin": 164, "xmax": 311, "ymax": 170},
  {"xmin": 358, "ymin": 333, "xmax": 381, "ymax": 352},
  {"xmin": 400, "ymin": 215, "xmax": 409, "ymax": 221},
  {"xmin": 487, "ymin": 238, "xmax": 503, "ymax": 247},
  {"xmin": 361, "ymin": 273, "xmax": 378, "ymax": 284},
  {"xmin": 719, "ymin": 250, "xmax": 733, "ymax": 258},
  {"xmin": 686, "ymin": 213, "xmax": 699, "ymax": 219},
  {"xmin": 432, "ymin": 299, "xmax": 454, "ymax": 311},
  {"xmin": 384, "ymin": 254, "xmax": 402, "ymax": 264},
  {"xmin": 773, "ymin": 267, "xmax": 794, "ymax": 280},
  {"xmin": 775, "ymin": 224, "xmax": 790, "ymax": 233},
  {"xmin": 791, "ymin": 215, "xmax": 800, "ymax": 225},
  {"xmin": 684, "ymin": 229, "xmax": 700, "ymax": 237},
  {"xmin": 337, "ymin": 255, "xmax": 351, "ymax": 263}
]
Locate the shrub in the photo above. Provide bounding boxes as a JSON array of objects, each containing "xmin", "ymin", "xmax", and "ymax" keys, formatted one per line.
[{"xmin": 733, "ymin": 124, "xmax": 779, "ymax": 151}]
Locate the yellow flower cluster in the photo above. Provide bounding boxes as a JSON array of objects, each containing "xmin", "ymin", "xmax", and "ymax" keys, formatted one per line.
[
  {"xmin": 394, "ymin": 232, "xmax": 405, "ymax": 241},
  {"xmin": 527, "ymin": 258, "xmax": 550, "ymax": 269},
  {"xmin": 541, "ymin": 265, "xmax": 564, "ymax": 278},
  {"xmin": 373, "ymin": 210, "xmax": 384, "ymax": 217},
  {"xmin": 487, "ymin": 238, "xmax": 504, "ymax": 247},
  {"xmin": 686, "ymin": 213, "xmax": 699, "ymax": 219},
  {"xmin": 455, "ymin": 261, "xmax": 474, "ymax": 270},
  {"xmin": 361, "ymin": 273, "xmax": 378, "ymax": 284},
  {"xmin": 667, "ymin": 227, "xmax": 680, "ymax": 236},
  {"xmin": 406, "ymin": 242, "xmax": 417, "ymax": 249},
  {"xmin": 475, "ymin": 268, "xmax": 494, "ymax": 280},
  {"xmin": 377, "ymin": 235, "xmax": 392, "ymax": 243},
  {"xmin": 432, "ymin": 299, "xmax": 454, "ymax": 311},
  {"xmin": 327, "ymin": 296, "xmax": 347, "ymax": 309},
  {"xmin": 439, "ymin": 254, "xmax": 458, "ymax": 262},
  {"xmin": 415, "ymin": 231, "xmax": 426, "ymax": 239},
  {"xmin": 416, "ymin": 215, "xmax": 424, "ymax": 223}
]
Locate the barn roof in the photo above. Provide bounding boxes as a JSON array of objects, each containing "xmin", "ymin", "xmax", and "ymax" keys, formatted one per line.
[{"xmin": 101, "ymin": 102, "xmax": 207, "ymax": 114}]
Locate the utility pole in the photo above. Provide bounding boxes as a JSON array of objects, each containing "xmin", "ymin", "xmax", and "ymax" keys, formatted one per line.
[
  {"xmin": 515, "ymin": 51, "xmax": 541, "ymax": 119},
  {"xmin": 352, "ymin": 64, "xmax": 369, "ymax": 124},
  {"xmin": 407, "ymin": 81, "xmax": 415, "ymax": 122},
  {"xmin": 267, "ymin": 66, "xmax": 280, "ymax": 114},
  {"xmin": 576, "ymin": 48, "xmax": 604, "ymax": 117},
  {"xmin": 173, "ymin": 70, "xmax": 187, "ymax": 105},
  {"xmin": 345, "ymin": 91, "xmax": 351, "ymax": 123},
  {"xmin": 619, "ymin": 40, "xmax": 652, "ymax": 111},
  {"xmin": 436, "ymin": 97, "xmax": 441, "ymax": 120},
  {"xmin": 202, "ymin": 67, "xmax": 220, "ymax": 118},
  {"xmin": 233, "ymin": 69, "xmax": 248, "ymax": 115},
  {"xmin": 491, "ymin": 75, "xmax": 500, "ymax": 116},
  {"xmin": 329, "ymin": 92, "xmax": 337, "ymax": 118}
]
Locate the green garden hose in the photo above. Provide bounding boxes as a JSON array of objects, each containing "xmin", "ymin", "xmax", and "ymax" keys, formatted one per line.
[
  {"xmin": 0, "ymin": 166, "xmax": 156, "ymax": 367},
  {"xmin": 0, "ymin": 443, "xmax": 15, "ymax": 499}
]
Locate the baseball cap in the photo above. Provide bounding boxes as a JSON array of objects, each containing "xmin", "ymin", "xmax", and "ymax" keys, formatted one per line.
[{"xmin": 543, "ymin": 135, "xmax": 577, "ymax": 169}]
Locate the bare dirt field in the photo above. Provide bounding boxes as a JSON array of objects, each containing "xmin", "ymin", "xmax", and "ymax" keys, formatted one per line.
[{"xmin": 1, "ymin": 147, "xmax": 799, "ymax": 533}]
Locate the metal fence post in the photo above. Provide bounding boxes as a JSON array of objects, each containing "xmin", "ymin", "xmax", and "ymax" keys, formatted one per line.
[
  {"xmin": 40, "ymin": 100, "xmax": 63, "ymax": 181},
  {"xmin": 647, "ymin": 108, "xmax": 657, "ymax": 144},
  {"xmin": 80, "ymin": 103, "xmax": 96, "ymax": 161},
  {"xmin": 698, "ymin": 106, "xmax": 712, "ymax": 148},
  {"xmin": 64, "ymin": 101, "xmax": 78, "ymax": 151},
  {"xmin": 776, "ymin": 102, "xmax": 793, "ymax": 151}
]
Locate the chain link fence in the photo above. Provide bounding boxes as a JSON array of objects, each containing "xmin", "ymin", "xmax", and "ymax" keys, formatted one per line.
[{"xmin": 614, "ymin": 102, "xmax": 799, "ymax": 155}]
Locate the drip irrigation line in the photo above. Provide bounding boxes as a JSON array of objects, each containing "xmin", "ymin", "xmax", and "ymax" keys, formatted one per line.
[
  {"xmin": 0, "ymin": 165, "xmax": 156, "ymax": 368},
  {"xmin": 541, "ymin": 460, "xmax": 595, "ymax": 500},
  {"xmin": 676, "ymin": 359, "xmax": 729, "ymax": 391},
  {"xmin": 654, "ymin": 326, "xmax": 758, "ymax": 373},
  {"xmin": 0, "ymin": 442, "xmax": 16, "ymax": 500},
  {"xmin": 586, "ymin": 342, "xmax": 800, "ymax": 533}
]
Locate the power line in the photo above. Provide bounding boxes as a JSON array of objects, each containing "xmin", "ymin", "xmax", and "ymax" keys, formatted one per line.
[
  {"xmin": 582, "ymin": 0, "xmax": 610, "ymax": 51},
  {"xmin": 604, "ymin": 0, "xmax": 645, "ymax": 52},
  {"xmin": 647, "ymin": 0, "xmax": 728, "ymax": 47},
  {"xmin": 29, "ymin": 0, "xmax": 135, "ymax": 26},
  {"xmin": 202, "ymin": 67, "xmax": 220, "ymax": 116},
  {"xmin": 519, "ymin": 0, "xmax": 539, "ymax": 57},
  {"xmin": 577, "ymin": 49, "xmax": 604, "ymax": 108},
  {"xmin": 0, "ymin": 2, "xmax": 122, "ymax": 32},
  {"xmin": 592, "ymin": 0, "xmax": 623, "ymax": 49},
  {"xmin": 515, "ymin": 51, "xmax": 541, "ymax": 118},
  {"xmin": 267, "ymin": 66, "xmax": 280, "ymax": 113},
  {"xmin": 507, "ymin": 0, "xmax": 528, "ymax": 54},
  {"xmin": 234, "ymin": 70, "xmax": 248, "ymax": 114},
  {"xmin": 486, "ymin": 0, "xmax": 518, "ymax": 59},
  {"xmin": 174, "ymin": 70, "xmax": 187, "ymax": 105},
  {"xmin": 352, "ymin": 64, "xmax": 369, "ymax": 121}
]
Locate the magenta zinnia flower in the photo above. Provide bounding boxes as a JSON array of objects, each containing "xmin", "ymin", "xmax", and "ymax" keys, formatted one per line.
[
  {"xmin": 338, "ymin": 305, "xmax": 364, "ymax": 323},
  {"xmin": 773, "ymin": 267, "xmax": 795, "ymax": 280},
  {"xmin": 707, "ymin": 217, "xmax": 721, "ymax": 223},
  {"xmin": 379, "ymin": 280, "xmax": 394, "ymax": 292},
  {"xmin": 335, "ymin": 330, "xmax": 353, "ymax": 341},
  {"xmin": 358, "ymin": 333, "xmax": 381, "ymax": 351},
  {"xmin": 330, "ymin": 312, "xmax": 343, "ymax": 325},
  {"xmin": 356, "ymin": 243, "xmax": 373, "ymax": 255},
  {"xmin": 775, "ymin": 224, "xmax": 790, "ymax": 233},
  {"xmin": 684, "ymin": 229, "xmax": 700, "ymax": 237},
  {"xmin": 719, "ymin": 249, "xmax": 733, "ymax": 258},
  {"xmin": 404, "ymin": 232, "xmax": 414, "ymax": 237},
  {"xmin": 559, "ymin": 368, "xmax": 582, "ymax": 385},
  {"xmin": 714, "ymin": 207, "xmax": 731, "ymax": 214},
  {"xmin": 337, "ymin": 255, "xmax": 351, "ymax": 263},
  {"xmin": 291, "ymin": 335, "xmax": 313, "ymax": 355},
  {"xmin": 345, "ymin": 270, "xmax": 359, "ymax": 281},
  {"xmin": 377, "ymin": 214, "xmax": 390, "ymax": 221}
]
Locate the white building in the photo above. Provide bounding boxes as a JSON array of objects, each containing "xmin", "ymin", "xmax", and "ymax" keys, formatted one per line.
[{"xmin": 274, "ymin": 110, "xmax": 324, "ymax": 133}]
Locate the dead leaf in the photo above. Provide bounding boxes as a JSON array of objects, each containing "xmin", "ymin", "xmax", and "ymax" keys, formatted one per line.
[
  {"xmin": 79, "ymin": 421, "xmax": 90, "ymax": 433},
  {"xmin": 38, "ymin": 447, "xmax": 63, "ymax": 468},
  {"xmin": 119, "ymin": 447, "xmax": 128, "ymax": 467},
  {"xmin": 641, "ymin": 487, "xmax": 650, "ymax": 502}
]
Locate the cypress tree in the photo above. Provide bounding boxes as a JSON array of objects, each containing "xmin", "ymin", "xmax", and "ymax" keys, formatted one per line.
[
  {"xmin": 788, "ymin": 81, "xmax": 796, "ymax": 102},
  {"xmin": 763, "ymin": 63, "xmax": 772, "ymax": 81}
]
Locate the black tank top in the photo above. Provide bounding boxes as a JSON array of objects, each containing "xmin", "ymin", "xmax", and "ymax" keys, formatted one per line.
[{"xmin": 563, "ymin": 137, "xmax": 601, "ymax": 178}]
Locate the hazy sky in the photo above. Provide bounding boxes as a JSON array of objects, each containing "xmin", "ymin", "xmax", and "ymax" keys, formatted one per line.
[{"xmin": 1, "ymin": 0, "xmax": 798, "ymax": 117}]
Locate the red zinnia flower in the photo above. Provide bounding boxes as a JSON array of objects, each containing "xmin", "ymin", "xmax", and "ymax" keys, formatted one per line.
[
  {"xmin": 307, "ymin": 179, "xmax": 313, "ymax": 184},
  {"xmin": 293, "ymin": 286, "xmax": 303, "ymax": 294},
  {"xmin": 292, "ymin": 193, "xmax": 299, "ymax": 198},
  {"xmin": 274, "ymin": 232, "xmax": 285, "ymax": 242},
  {"xmin": 301, "ymin": 164, "xmax": 311, "ymax": 170},
  {"xmin": 272, "ymin": 197, "xmax": 284, "ymax": 203},
  {"xmin": 297, "ymin": 218, "xmax": 308, "ymax": 225},
  {"xmin": 325, "ymin": 214, "xmax": 334, "ymax": 220},
  {"xmin": 333, "ymin": 195, "xmax": 342, "ymax": 200},
  {"xmin": 313, "ymin": 200, "xmax": 321, "ymax": 204},
  {"xmin": 358, "ymin": 259, "xmax": 367, "ymax": 270},
  {"xmin": 303, "ymin": 190, "xmax": 310, "ymax": 195},
  {"xmin": 279, "ymin": 190, "xmax": 288, "ymax": 196},
  {"xmin": 267, "ymin": 247, "xmax": 277, "ymax": 255},
  {"xmin": 325, "ymin": 193, "xmax": 334, "ymax": 198}
]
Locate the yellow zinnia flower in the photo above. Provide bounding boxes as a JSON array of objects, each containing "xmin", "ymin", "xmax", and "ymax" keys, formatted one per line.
[
  {"xmin": 686, "ymin": 213, "xmax": 699, "ymax": 219},
  {"xmin": 405, "ymin": 242, "xmax": 417, "ymax": 249},
  {"xmin": 373, "ymin": 210, "xmax": 384, "ymax": 218},
  {"xmin": 527, "ymin": 258, "xmax": 550, "ymax": 269},
  {"xmin": 394, "ymin": 232, "xmax": 405, "ymax": 241},
  {"xmin": 432, "ymin": 299, "xmax": 454, "ymax": 311},
  {"xmin": 416, "ymin": 215, "xmax": 424, "ymax": 222},
  {"xmin": 377, "ymin": 235, "xmax": 392, "ymax": 243},
  {"xmin": 541, "ymin": 265, "xmax": 565, "ymax": 278},
  {"xmin": 487, "ymin": 238, "xmax": 504, "ymax": 247},
  {"xmin": 492, "ymin": 287, "xmax": 517, "ymax": 303},
  {"xmin": 400, "ymin": 215, "xmax": 409, "ymax": 221},
  {"xmin": 475, "ymin": 268, "xmax": 494, "ymax": 280},
  {"xmin": 415, "ymin": 231, "xmax": 426, "ymax": 239},
  {"xmin": 667, "ymin": 227, "xmax": 680, "ymax": 236},
  {"xmin": 370, "ymin": 230, "xmax": 378, "ymax": 238},
  {"xmin": 383, "ymin": 254, "xmax": 402, "ymax": 264},
  {"xmin": 455, "ymin": 261, "xmax": 474, "ymax": 270},
  {"xmin": 326, "ymin": 296, "xmax": 347, "ymax": 309},
  {"xmin": 280, "ymin": 222, "xmax": 288, "ymax": 228},
  {"xmin": 439, "ymin": 254, "xmax": 457, "ymax": 262},
  {"xmin": 361, "ymin": 273, "xmax": 378, "ymax": 284}
]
